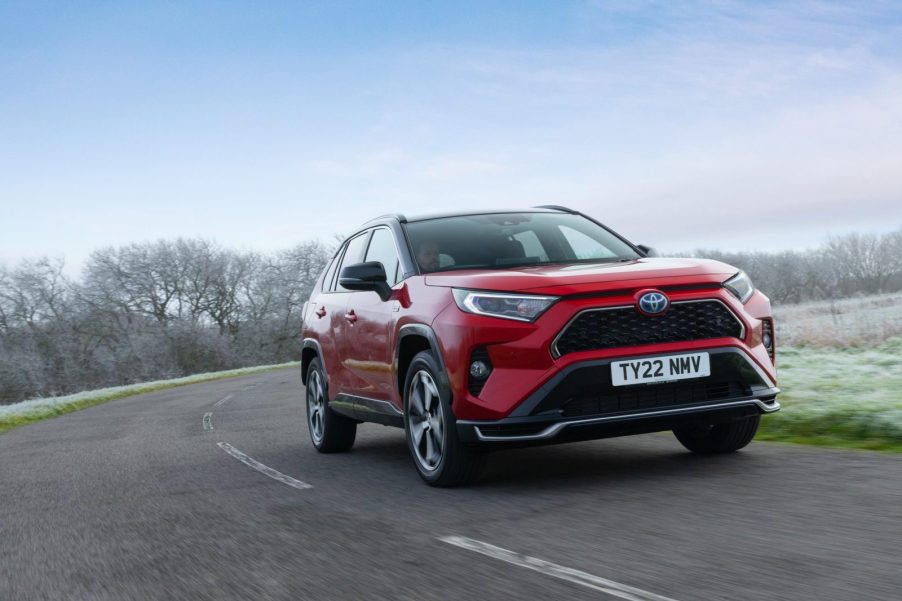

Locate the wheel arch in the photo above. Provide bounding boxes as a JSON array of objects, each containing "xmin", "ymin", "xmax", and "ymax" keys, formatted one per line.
[
  {"xmin": 395, "ymin": 324, "xmax": 450, "ymax": 398},
  {"xmin": 301, "ymin": 338, "xmax": 325, "ymax": 386}
]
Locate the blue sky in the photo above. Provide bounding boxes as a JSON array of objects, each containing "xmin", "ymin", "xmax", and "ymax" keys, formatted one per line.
[{"xmin": 2, "ymin": 1, "xmax": 901, "ymax": 270}]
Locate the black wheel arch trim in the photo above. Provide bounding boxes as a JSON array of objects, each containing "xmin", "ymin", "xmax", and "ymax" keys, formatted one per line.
[
  {"xmin": 395, "ymin": 323, "xmax": 451, "ymax": 395},
  {"xmin": 302, "ymin": 338, "xmax": 326, "ymax": 387}
]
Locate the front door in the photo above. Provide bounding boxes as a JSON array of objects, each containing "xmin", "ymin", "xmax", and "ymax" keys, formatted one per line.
[{"xmin": 338, "ymin": 226, "xmax": 402, "ymax": 412}]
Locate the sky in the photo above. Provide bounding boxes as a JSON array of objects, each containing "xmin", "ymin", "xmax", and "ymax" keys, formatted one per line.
[{"xmin": 1, "ymin": 0, "xmax": 901, "ymax": 273}]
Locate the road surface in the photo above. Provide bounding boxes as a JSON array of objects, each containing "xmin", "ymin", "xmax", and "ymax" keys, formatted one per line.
[{"xmin": 1, "ymin": 369, "xmax": 899, "ymax": 600}]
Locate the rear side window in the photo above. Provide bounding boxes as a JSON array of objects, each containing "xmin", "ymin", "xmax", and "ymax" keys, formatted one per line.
[
  {"xmin": 365, "ymin": 227, "xmax": 401, "ymax": 285},
  {"xmin": 336, "ymin": 232, "xmax": 371, "ymax": 292},
  {"xmin": 320, "ymin": 255, "xmax": 340, "ymax": 293}
]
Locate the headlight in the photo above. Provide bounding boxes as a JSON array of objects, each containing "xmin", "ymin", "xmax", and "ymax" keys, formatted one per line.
[
  {"xmin": 724, "ymin": 271, "xmax": 754, "ymax": 303},
  {"xmin": 452, "ymin": 289, "xmax": 558, "ymax": 322}
]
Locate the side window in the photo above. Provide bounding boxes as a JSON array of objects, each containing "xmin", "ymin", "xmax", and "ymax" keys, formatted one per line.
[
  {"xmin": 365, "ymin": 228, "xmax": 401, "ymax": 285},
  {"xmin": 337, "ymin": 232, "xmax": 371, "ymax": 292},
  {"xmin": 558, "ymin": 225, "xmax": 617, "ymax": 259},
  {"xmin": 323, "ymin": 252, "xmax": 341, "ymax": 292}
]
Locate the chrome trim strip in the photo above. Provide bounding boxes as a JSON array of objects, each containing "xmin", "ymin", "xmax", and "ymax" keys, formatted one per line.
[
  {"xmin": 333, "ymin": 393, "xmax": 404, "ymax": 427},
  {"xmin": 466, "ymin": 398, "xmax": 781, "ymax": 442},
  {"xmin": 354, "ymin": 396, "xmax": 404, "ymax": 418},
  {"xmin": 550, "ymin": 298, "xmax": 747, "ymax": 359}
]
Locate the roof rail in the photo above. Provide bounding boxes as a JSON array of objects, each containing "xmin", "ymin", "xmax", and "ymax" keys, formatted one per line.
[
  {"xmin": 532, "ymin": 205, "xmax": 578, "ymax": 214},
  {"xmin": 368, "ymin": 213, "xmax": 408, "ymax": 223}
]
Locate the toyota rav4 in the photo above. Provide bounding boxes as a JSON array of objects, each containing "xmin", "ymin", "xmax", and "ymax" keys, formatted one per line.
[{"xmin": 301, "ymin": 207, "xmax": 779, "ymax": 486}]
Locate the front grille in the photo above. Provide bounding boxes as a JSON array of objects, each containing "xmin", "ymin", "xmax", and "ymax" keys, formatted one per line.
[
  {"xmin": 553, "ymin": 300, "xmax": 743, "ymax": 357},
  {"xmin": 559, "ymin": 381, "xmax": 750, "ymax": 418}
]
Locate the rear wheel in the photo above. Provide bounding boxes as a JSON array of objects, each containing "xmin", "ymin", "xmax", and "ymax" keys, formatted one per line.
[
  {"xmin": 404, "ymin": 351, "xmax": 485, "ymax": 487},
  {"xmin": 306, "ymin": 358, "xmax": 356, "ymax": 453},
  {"xmin": 673, "ymin": 414, "xmax": 760, "ymax": 454}
]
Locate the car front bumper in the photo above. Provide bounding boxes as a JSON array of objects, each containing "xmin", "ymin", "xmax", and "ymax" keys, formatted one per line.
[{"xmin": 456, "ymin": 346, "xmax": 779, "ymax": 446}]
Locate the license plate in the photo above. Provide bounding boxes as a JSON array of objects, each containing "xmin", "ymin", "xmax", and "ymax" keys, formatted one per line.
[{"xmin": 611, "ymin": 352, "xmax": 710, "ymax": 386}]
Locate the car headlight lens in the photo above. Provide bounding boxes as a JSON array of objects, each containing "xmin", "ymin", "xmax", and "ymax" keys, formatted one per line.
[
  {"xmin": 724, "ymin": 271, "xmax": 755, "ymax": 303},
  {"xmin": 452, "ymin": 289, "xmax": 558, "ymax": 322}
]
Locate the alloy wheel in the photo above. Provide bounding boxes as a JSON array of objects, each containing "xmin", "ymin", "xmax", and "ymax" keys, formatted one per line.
[
  {"xmin": 407, "ymin": 369, "xmax": 444, "ymax": 471},
  {"xmin": 307, "ymin": 370, "xmax": 325, "ymax": 444}
]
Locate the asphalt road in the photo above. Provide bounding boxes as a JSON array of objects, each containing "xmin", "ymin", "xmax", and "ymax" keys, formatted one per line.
[{"xmin": 1, "ymin": 369, "xmax": 900, "ymax": 601}]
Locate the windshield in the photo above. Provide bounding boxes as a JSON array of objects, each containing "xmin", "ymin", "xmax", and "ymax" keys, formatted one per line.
[{"xmin": 404, "ymin": 212, "xmax": 641, "ymax": 273}]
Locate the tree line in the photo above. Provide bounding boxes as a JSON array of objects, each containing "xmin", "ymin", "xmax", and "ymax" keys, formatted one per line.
[
  {"xmin": 690, "ymin": 229, "xmax": 902, "ymax": 304},
  {"xmin": 0, "ymin": 239, "xmax": 330, "ymax": 404},
  {"xmin": 1, "ymin": 228, "xmax": 900, "ymax": 404}
]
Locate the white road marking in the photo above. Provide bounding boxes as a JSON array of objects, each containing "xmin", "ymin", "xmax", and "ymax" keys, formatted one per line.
[
  {"xmin": 202, "ymin": 412, "xmax": 214, "ymax": 431},
  {"xmin": 438, "ymin": 536, "xmax": 680, "ymax": 601},
  {"xmin": 217, "ymin": 442, "xmax": 312, "ymax": 490},
  {"xmin": 213, "ymin": 394, "xmax": 234, "ymax": 408}
]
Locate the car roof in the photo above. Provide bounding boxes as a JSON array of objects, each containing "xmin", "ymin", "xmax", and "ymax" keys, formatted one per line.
[{"xmin": 363, "ymin": 206, "xmax": 576, "ymax": 226}]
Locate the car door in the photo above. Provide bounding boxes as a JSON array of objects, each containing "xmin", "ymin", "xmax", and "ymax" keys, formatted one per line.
[
  {"xmin": 323, "ymin": 230, "xmax": 371, "ymax": 399},
  {"xmin": 307, "ymin": 249, "xmax": 344, "ymax": 391},
  {"xmin": 339, "ymin": 226, "xmax": 402, "ymax": 410}
]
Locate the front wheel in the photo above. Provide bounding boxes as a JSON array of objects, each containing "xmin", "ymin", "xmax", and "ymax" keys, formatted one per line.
[
  {"xmin": 673, "ymin": 414, "xmax": 760, "ymax": 454},
  {"xmin": 404, "ymin": 351, "xmax": 485, "ymax": 487}
]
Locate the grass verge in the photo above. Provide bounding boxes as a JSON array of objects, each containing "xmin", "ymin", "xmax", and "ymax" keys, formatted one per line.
[
  {"xmin": 0, "ymin": 362, "xmax": 300, "ymax": 435},
  {"xmin": 757, "ymin": 339, "xmax": 902, "ymax": 452}
]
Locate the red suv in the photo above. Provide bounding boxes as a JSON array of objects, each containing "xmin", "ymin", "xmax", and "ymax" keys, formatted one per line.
[{"xmin": 301, "ymin": 207, "xmax": 779, "ymax": 486}]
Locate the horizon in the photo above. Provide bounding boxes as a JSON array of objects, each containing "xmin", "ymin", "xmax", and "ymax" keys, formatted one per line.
[{"xmin": 4, "ymin": 221, "xmax": 899, "ymax": 280}]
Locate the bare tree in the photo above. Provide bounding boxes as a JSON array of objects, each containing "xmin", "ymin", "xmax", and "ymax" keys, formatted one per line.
[{"xmin": 825, "ymin": 231, "xmax": 900, "ymax": 296}]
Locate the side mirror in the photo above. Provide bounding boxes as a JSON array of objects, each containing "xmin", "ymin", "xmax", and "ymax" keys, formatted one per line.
[
  {"xmin": 339, "ymin": 262, "xmax": 392, "ymax": 301},
  {"xmin": 637, "ymin": 244, "xmax": 660, "ymax": 258}
]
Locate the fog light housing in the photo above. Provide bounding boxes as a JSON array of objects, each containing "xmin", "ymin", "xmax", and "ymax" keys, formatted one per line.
[
  {"xmin": 469, "ymin": 361, "xmax": 490, "ymax": 379},
  {"xmin": 762, "ymin": 319, "xmax": 775, "ymax": 363},
  {"xmin": 467, "ymin": 348, "xmax": 493, "ymax": 396}
]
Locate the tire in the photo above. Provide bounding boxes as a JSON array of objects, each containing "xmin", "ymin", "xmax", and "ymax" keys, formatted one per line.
[
  {"xmin": 306, "ymin": 358, "xmax": 356, "ymax": 453},
  {"xmin": 673, "ymin": 414, "xmax": 761, "ymax": 454},
  {"xmin": 404, "ymin": 351, "xmax": 485, "ymax": 487}
]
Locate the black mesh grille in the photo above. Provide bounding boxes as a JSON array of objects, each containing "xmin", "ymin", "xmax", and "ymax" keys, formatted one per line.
[
  {"xmin": 559, "ymin": 381, "xmax": 750, "ymax": 418},
  {"xmin": 554, "ymin": 301, "xmax": 742, "ymax": 356}
]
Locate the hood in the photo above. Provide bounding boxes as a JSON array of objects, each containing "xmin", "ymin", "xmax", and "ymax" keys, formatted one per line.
[{"xmin": 423, "ymin": 258, "xmax": 738, "ymax": 296}]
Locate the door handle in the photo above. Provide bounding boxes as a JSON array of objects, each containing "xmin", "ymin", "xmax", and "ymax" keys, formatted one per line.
[
  {"xmin": 344, "ymin": 310, "xmax": 358, "ymax": 323},
  {"xmin": 315, "ymin": 306, "xmax": 327, "ymax": 318}
]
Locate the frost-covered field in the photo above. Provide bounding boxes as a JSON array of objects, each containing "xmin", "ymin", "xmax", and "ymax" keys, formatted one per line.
[
  {"xmin": 760, "ymin": 340, "xmax": 902, "ymax": 449},
  {"xmin": 762, "ymin": 293, "xmax": 902, "ymax": 449},
  {"xmin": 0, "ymin": 362, "xmax": 298, "ymax": 433},
  {"xmin": 774, "ymin": 293, "xmax": 902, "ymax": 348}
]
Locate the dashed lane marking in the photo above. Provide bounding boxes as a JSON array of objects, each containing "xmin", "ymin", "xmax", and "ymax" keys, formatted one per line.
[
  {"xmin": 439, "ymin": 536, "xmax": 679, "ymax": 601},
  {"xmin": 217, "ymin": 442, "xmax": 312, "ymax": 490},
  {"xmin": 213, "ymin": 394, "xmax": 234, "ymax": 408}
]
